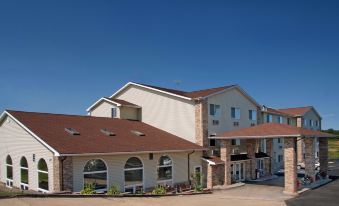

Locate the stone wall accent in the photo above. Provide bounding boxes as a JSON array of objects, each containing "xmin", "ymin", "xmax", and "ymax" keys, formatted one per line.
[
  {"xmin": 195, "ymin": 99, "xmax": 208, "ymax": 148},
  {"xmin": 220, "ymin": 139, "xmax": 232, "ymax": 185},
  {"xmin": 296, "ymin": 117, "xmax": 302, "ymax": 127},
  {"xmin": 212, "ymin": 164, "xmax": 225, "ymax": 186},
  {"xmin": 53, "ymin": 156, "xmax": 61, "ymax": 192},
  {"xmin": 63, "ymin": 157, "xmax": 73, "ymax": 191},
  {"xmin": 304, "ymin": 137, "xmax": 315, "ymax": 181},
  {"xmin": 244, "ymin": 160, "xmax": 252, "ymax": 180},
  {"xmin": 246, "ymin": 139, "xmax": 256, "ymax": 179},
  {"xmin": 297, "ymin": 138, "xmax": 304, "ymax": 164},
  {"xmin": 284, "ymin": 137, "xmax": 297, "ymax": 195},
  {"xmin": 319, "ymin": 138, "xmax": 329, "ymax": 176},
  {"xmin": 263, "ymin": 158, "xmax": 271, "ymax": 176},
  {"xmin": 202, "ymin": 160, "xmax": 209, "ymax": 188},
  {"xmin": 266, "ymin": 138, "xmax": 273, "ymax": 175}
]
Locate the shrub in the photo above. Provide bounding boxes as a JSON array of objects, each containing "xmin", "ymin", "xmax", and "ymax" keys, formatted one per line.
[
  {"xmin": 191, "ymin": 172, "xmax": 203, "ymax": 192},
  {"xmin": 107, "ymin": 185, "xmax": 121, "ymax": 195},
  {"xmin": 151, "ymin": 185, "xmax": 167, "ymax": 195},
  {"xmin": 80, "ymin": 183, "xmax": 96, "ymax": 195}
]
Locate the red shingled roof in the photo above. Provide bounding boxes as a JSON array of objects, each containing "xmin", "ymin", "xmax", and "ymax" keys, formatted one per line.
[
  {"xmin": 277, "ymin": 106, "xmax": 313, "ymax": 117},
  {"xmin": 6, "ymin": 110, "xmax": 203, "ymax": 155},
  {"xmin": 138, "ymin": 83, "xmax": 236, "ymax": 98},
  {"xmin": 265, "ymin": 107, "xmax": 292, "ymax": 116},
  {"xmin": 213, "ymin": 123, "xmax": 335, "ymax": 139}
]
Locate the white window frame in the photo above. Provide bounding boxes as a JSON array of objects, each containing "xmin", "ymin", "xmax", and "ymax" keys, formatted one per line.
[
  {"xmin": 124, "ymin": 157, "xmax": 144, "ymax": 194},
  {"xmin": 5, "ymin": 156, "xmax": 13, "ymax": 188},
  {"xmin": 210, "ymin": 104, "xmax": 221, "ymax": 117},
  {"xmin": 111, "ymin": 107, "xmax": 117, "ymax": 118},
  {"xmin": 304, "ymin": 119, "xmax": 307, "ymax": 126},
  {"xmin": 232, "ymin": 162, "xmax": 245, "ymax": 182},
  {"xmin": 231, "ymin": 107, "xmax": 241, "ymax": 120},
  {"xmin": 157, "ymin": 155, "xmax": 173, "ymax": 186},
  {"xmin": 20, "ymin": 157, "xmax": 29, "ymax": 190},
  {"xmin": 260, "ymin": 139, "xmax": 267, "ymax": 153},
  {"xmin": 278, "ymin": 116, "xmax": 283, "ymax": 124},
  {"xmin": 37, "ymin": 159, "xmax": 49, "ymax": 193},
  {"xmin": 310, "ymin": 120, "xmax": 314, "ymax": 127},
  {"xmin": 83, "ymin": 159, "xmax": 108, "ymax": 193},
  {"xmin": 249, "ymin": 110, "xmax": 257, "ymax": 121},
  {"xmin": 267, "ymin": 114, "xmax": 272, "ymax": 123},
  {"xmin": 37, "ymin": 169, "xmax": 49, "ymax": 193}
]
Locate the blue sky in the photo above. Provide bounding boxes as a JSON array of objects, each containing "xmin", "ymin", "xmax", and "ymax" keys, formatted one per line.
[{"xmin": 0, "ymin": 0, "xmax": 338, "ymax": 129}]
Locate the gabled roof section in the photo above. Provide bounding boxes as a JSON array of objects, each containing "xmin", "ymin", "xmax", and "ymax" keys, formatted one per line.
[
  {"xmin": 5, "ymin": 110, "xmax": 203, "ymax": 156},
  {"xmin": 87, "ymin": 97, "xmax": 140, "ymax": 112},
  {"xmin": 261, "ymin": 106, "xmax": 293, "ymax": 117},
  {"xmin": 211, "ymin": 123, "xmax": 335, "ymax": 139},
  {"xmin": 277, "ymin": 106, "xmax": 321, "ymax": 118},
  {"xmin": 109, "ymin": 82, "xmax": 260, "ymax": 106}
]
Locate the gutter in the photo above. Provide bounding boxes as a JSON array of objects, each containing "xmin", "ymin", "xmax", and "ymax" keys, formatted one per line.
[{"xmin": 187, "ymin": 150, "xmax": 195, "ymax": 185}]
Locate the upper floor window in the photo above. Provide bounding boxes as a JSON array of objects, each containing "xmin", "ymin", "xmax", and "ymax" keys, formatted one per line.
[
  {"xmin": 310, "ymin": 120, "xmax": 313, "ymax": 127},
  {"xmin": 277, "ymin": 116, "xmax": 283, "ymax": 124},
  {"xmin": 304, "ymin": 119, "xmax": 307, "ymax": 126},
  {"xmin": 266, "ymin": 114, "xmax": 272, "ymax": 123},
  {"xmin": 231, "ymin": 107, "xmax": 240, "ymax": 120},
  {"xmin": 249, "ymin": 110, "xmax": 257, "ymax": 121},
  {"xmin": 287, "ymin": 118, "xmax": 291, "ymax": 125},
  {"xmin": 111, "ymin": 107, "xmax": 117, "ymax": 118},
  {"xmin": 315, "ymin": 120, "xmax": 319, "ymax": 127},
  {"xmin": 210, "ymin": 104, "xmax": 221, "ymax": 116}
]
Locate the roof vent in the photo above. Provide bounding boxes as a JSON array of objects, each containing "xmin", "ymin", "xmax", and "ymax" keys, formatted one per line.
[
  {"xmin": 65, "ymin": 128, "xmax": 80, "ymax": 135},
  {"xmin": 131, "ymin": 130, "xmax": 145, "ymax": 136},
  {"xmin": 100, "ymin": 128, "xmax": 115, "ymax": 136}
]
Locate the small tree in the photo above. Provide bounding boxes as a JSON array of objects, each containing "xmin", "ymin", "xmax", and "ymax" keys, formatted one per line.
[{"xmin": 191, "ymin": 172, "xmax": 203, "ymax": 192}]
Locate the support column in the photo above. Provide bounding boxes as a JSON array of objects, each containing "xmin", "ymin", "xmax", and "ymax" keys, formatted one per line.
[
  {"xmin": 304, "ymin": 137, "xmax": 316, "ymax": 181},
  {"xmin": 53, "ymin": 156, "xmax": 62, "ymax": 192},
  {"xmin": 297, "ymin": 138, "xmax": 304, "ymax": 164},
  {"xmin": 319, "ymin": 138, "xmax": 329, "ymax": 177},
  {"xmin": 194, "ymin": 99, "xmax": 208, "ymax": 149},
  {"xmin": 284, "ymin": 137, "xmax": 298, "ymax": 195},
  {"xmin": 246, "ymin": 139, "xmax": 256, "ymax": 179},
  {"xmin": 206, "ymin": 163, "xmax": 213, "ymax": 189},
  {"xmin": 266, "ymin": 138, "xmax": 273, "ymax": 175},
  {"xmin": 220, "ymin": 139, "xmax": 232, "ymax": 185}
]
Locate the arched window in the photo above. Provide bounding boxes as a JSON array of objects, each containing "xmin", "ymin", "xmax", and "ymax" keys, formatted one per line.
[
  {"xmin": 124, "ymin": 157, "xmax": 143, "ymax": 193},
  {"xmin": 83, "ymin": 159, "xmax": 107, "ymax": 191},
  {"xmin": 6, "ymin": 155, "xmax": 13, "ymax": 187},
  {"xmin": 37, "ymin": 159, "xmax": 49, "ymax": 192},
  {"xmin": 20, "ymin": 157, "xmax": 29, "ymax": 190},
  {"xmin": 157, "ymin": 155, "xmax": 173, "ymax": 185}
]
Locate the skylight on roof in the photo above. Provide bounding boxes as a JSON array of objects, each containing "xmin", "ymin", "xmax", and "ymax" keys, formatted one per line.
[
  {"xmin": 100, "ymin": 128, "xmax": 115, "ymax": 136},
  {"xmin": 65, "ymin": 128, "xmax": 80, "ymax": 135},
  {"xmin": 131, "ymin": 130, "xmax": 145, "ymax": 136}
]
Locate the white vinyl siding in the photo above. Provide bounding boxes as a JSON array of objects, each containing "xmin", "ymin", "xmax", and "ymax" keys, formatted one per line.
[
  {"xmin": 114, "ymin": 85, "xmax": 196, "ymax": 143},
  {"xmin": 0, "ymin": 116, "xmax": 55, "ymax": 192},
  {"xmin": 72, "ymin": 151, "xmax": 202, "ymax": 192}
]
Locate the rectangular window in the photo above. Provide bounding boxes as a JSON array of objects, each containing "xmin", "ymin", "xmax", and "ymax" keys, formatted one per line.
[
  {"xmin": 287, "ymin": 118, "xmax": 291, "ymax": 125},
  {"xmin": 266, "ymin": 114, "xmax": 272, "ymax": 123},
  {"xmin": 310, "ymin": 120, "xmax": 313, "ymax": 127},
  {"xmin": 209, "ymin": 104, "xmax": 220, "ymax": 116},
  {"xmin": 231, "ymin": 107, "xmax": 240, "ymax": 120},
  {"xmin": 111, "ymin": 107, "xmax": 117, "ymax": 118},
  {"xmin": 315, "ymin": 120, "xmax": 319, "ymax": 127},
  {"xmin": 209, "ymin": 139, "xmax": 216, "ymax": 147},
  {"xmin": 304, "ymin": 119, "xmax": 307, "ymax": 126},
  {"xmin": 249, "ymin": 110, "xmax": 257, "ymax": 121},
  {"xmin": 277, "ymin": 116, "xmax": 283, "ymax": 124},
  {"xmin": 232, "ymin": 139, "xmax": 240, "ymax": 146}
]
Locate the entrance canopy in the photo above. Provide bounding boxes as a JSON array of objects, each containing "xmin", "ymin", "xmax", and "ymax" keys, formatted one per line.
[{"xmin": 210, "ymin": 123, "xmax": 336, "ymax": 139}]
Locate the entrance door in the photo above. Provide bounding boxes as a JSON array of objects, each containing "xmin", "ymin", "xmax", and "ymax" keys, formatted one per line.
[
  {"xmin": 256, "ymin": 159, "xmax": 265, "ymax": 178},
  {"xmin": 232, "ymin": 162, "xmax": 245, "ymax": 182}
]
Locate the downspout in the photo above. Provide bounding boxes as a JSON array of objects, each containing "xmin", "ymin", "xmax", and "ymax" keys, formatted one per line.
[
  {"xmin": 60, "ymin": 156, "xmax": 67, "ymax": 191},
  {"xmin": 188, "ymin": 150, "xmax": 195, "ymax": 185}
]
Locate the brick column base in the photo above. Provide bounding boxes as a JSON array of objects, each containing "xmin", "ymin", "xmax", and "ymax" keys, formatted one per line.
[
  {"xmin": 319, "ymin": 138, "xmax": 329, "ymax": 177},
  {"xmin": 220, "ymin": 140, "xmax": 232, "ymax": 185},
  {"xmin": 304, "ymin": 137, "xmax": 316, "ymax": 181},
  {"xmin": 284, "ymin": 137, "xmax": 298, "ymax": 195}
]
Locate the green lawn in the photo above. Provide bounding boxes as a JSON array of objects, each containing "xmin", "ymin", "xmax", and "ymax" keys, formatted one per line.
[{"xmin": 328, "ymin": 137, "xmax": 339, "ymax": 160}]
